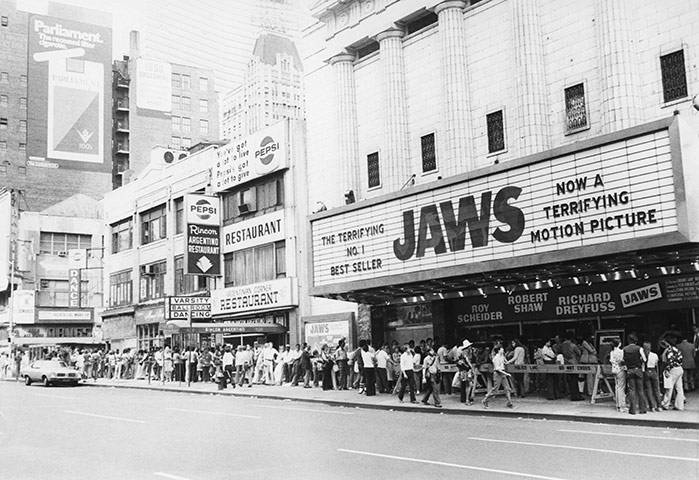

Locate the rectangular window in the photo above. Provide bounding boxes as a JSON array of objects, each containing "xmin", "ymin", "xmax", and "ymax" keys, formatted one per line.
[
  {"xmin": 171, "ymin": 73, "xmax": 181, "ymax": 89},
  {"xmin": 172, "ymin": 136, "xmax": 181, "ymax": 148},
  {"xmin": 140, "ymin": 205, "xmax": 167, "ymax": 245},
  {"xmin": 421, "ymin": 133, "xmax": 437, "ymax": 172},
  {"xmin": 486, "ymin": 110, "xmax": 506, "ymax": 153},
  {"xmin": 367, "ymin": 152, "xmax": 380, "ymax": 188},
  {"xmin": 19, "ymin": 120, "xmax": 26, "ymax": 132},
  {"xmin": 0, "ymin": 72, "xmax": 8, "ymax": 84},
  {"xmin": 175, "ymin": 197, "xmax": 184, "ymax": 234},
  {"xmin": 172, "ymin": 95, "xmax": 180, "ymax": 110},
  {"xmin": 181, "ymin": 74, "xmax": 191, "ymax": 90},
  {"xmin": 109, "ymin": 270, "xmax": 132, "ymax": 307},
  {"xmin": 18, "ymin": 166, "xmax": 26, "ymax": 175},
  {"xmin": 18, "ymin": 143, "xmax": 26, "ymax": 152},
  {"xmin": 19, "ymin": 97, "xmax": 26, "ymax": 109},
  {"xmin": 182, "ymin": 137, "xmax": 191, "ymax": 148},
  {"xmin": 660, "ymin": 50, "xmax": 688, "ymax": 103},
  {"xmin": 182, "ymin": 117, "xmax": 191, "ymax": 132},
  {"xmin": 224, "ymin": 241, "xmax": 286, "ymax": 287},
  {"xmin": 172, "ymin": 115, "xmax": 180, "ymax": 131},
  {"xmin": 181, "ymin": 96, "xmax": 191, "ymax": 111},
  {"xmin": 140, "ymin": 261, "xmax": 166, "ymax": 301},
  {"xmin": 199, "ymin": 119, "xmax": 209, "ymax": 135},
  {"xmin": 174, "ymin": 256, "xmax": 209, "ymax": 295},
  {"xmin": 20, "ymin": 75, "xmax": 27, "ymax": 86},
  {"xmin": 564, "ymin": 83, "xmax": 588, "ymax": 132},
  {"xmin": 222, "ymin": 175, "xmax": 283, "ymax": 223},
  {"xmin": 39, "ymin": 232, "xmax": 92, "ymax": 255},
  {"xmin": 0, "ymin": 118, "xmax": 7, "ymax": 129},
  {"xmin": 200, "ymin": 77, "xmax": 209, "ymax": 91},
  {"xmin": 111, "ymin": 218, "xmax": 133, "ymax": 253},
  {"xmin": 0, "ymin": 95, "xmax": 7, "ymax": 107},
  {"xmin": 1, "ymin": 16, "xmax": 8, "ymax": 26},
  {"xmin": 39, "ymin": 278, "xmax": 89, "ymax": 307},
  {"xmin": 199, "ymin": 99, "xmax": 209, "ymax": 114},
  {"xmin": 0, "ymin": 141, "xmax": 5, "ymax": 151}
]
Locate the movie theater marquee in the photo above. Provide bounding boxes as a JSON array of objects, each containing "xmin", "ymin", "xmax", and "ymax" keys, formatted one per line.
[{"xmin": 312, "ymin": 128, "xmax": 679, "ymax": 287}]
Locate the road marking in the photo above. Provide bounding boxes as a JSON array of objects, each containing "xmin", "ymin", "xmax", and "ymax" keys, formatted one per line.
[
  {"xmin": 166, "ymin": 408, "xmax": 260, "ymax": 419},
  {"xmin": 468, "ymin": 437, "xmax": 699, "ymax": 463},
  {"xmin": 154, "ymin": 473, "xmax": 194, "ymax": 480},
  {"xmin": 559, "ymin": 429, "xmax": 699, "ymax": 443},
  {"xmin": 33, "ymin": 393, "xmax": 79, "ymax": 400},
  {"xmin": 338, "ymin": 448, "xmax": 567, "ymax": 480},
  {"xmin": 65, "ymin": 410, "xmax": 145, "ymax": 424},
  {"xmin": 252, "ymin": 404, "xmax": 355, "ymax": 415}
]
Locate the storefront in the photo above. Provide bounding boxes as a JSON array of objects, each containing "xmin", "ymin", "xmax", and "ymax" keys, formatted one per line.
[
  {"xmin": 135, "ymin": 303, "xmax": 165, "ymax": 351},
  {"xmin": 308, "ymin": 117, "xmax": 699, "ymax": 350}
]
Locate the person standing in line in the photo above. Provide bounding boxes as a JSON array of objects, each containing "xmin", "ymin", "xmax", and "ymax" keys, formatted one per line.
[
  {"xmin": 242, "ymin": 345, "xmax": 254, "ymax": 387},
  {"xmin": 263, "ymin": 343, "xmax": 278, "ymax": 385},
  {"xmin": 622, "ymin": 333, "xmax": 647, "ymax": 415},
  {"xmin": 609, "ymin": 339, "xmax": 627, "ymax": 412},
  {"xmin": 482, "ymin": 345, "xmax": 514, "ymax": 409},
  {"xmin": 236, "ymin": 345, "xmax": 251, "ymax": 388},
  {"xmin": 352, "ymin": 341, "xmax": 365, "ymax": 392},
  {"xmin": 187, "ymin": 346, "xmax": 199, "ymax": 383},
  {"xmin": 375, "ymin": 344, "xmax": 390, "ymax": 393},
  {"xmin": 289, "ymin": 344, "xmax": 302, "ymax": 386},
  {"xmin": 560, "ymin": 333, "xmax": 583, "ymax": 401},
  {"xmin": 335, "ymin": 339, "xmax": 349, "ymax": 390},
  {"xmin": 413, "ymin": 346, "xmax": 423, "ymax": 395},
  {"xmin": 661, "ymin": 336, "xmax": 685, "ymax": 411},
  {"xmin": 221, "ymin": 345, "xmax": 234, "ymax": 386},
  {"xmin": 301, "ymin": 344, "xmax": 313, "ymax": 388},
  {"xmin": 541, "ymin": 339, "xmax": 559, "ymax": 400},
  {"xmin": 677, "ymin": 335, "xmax": 695, "ymax": 392},
  {"xmin": 421, "ymin": 347, "xmax": 442, "ymax": 407},
  {"xmin": 458, "ymin": 340, "xmax": 476, "ymax": 405},
  {"xmin": 360, "ymin": 341, "xmax": 377, "ymax": 396},
  {"xmin": 397, "ymin": 344, "xmax": 417, "ymax": 404},
  {"xmin": 390, "ymin": 345, "xmax": 402, "ymax": 394},
  {"xmin": 162, "ymin": 346, "xmax": 173, "ymax": 382},
  {"xmin": 508, "ymin": 339, "xmax": 527, "ymax": 398},
  {"xmin": 579, "ymin": 335, "xmax": 598, "ymax": 396},
  {"xmin": 642, "ymin": 341, "xmax": 662, "ymax": 412}
]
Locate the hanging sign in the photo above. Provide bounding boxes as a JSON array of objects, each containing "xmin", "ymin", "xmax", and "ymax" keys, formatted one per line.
[{"xmin": 185, "ymin": 194, "xmax": 221, "ymax": 276}]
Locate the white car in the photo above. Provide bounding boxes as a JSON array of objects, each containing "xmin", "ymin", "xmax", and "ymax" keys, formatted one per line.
[{"xmin": 21, "ymin": 360, "xmax": 81, "ymax": 387}]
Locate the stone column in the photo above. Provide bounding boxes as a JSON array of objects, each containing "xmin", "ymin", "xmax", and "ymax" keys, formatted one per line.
[
  {"xmin": 376, "ymin": 27, "xmax": 410, "ymax": 191},
  {"xmin": 597, "ymin": 0, "xmax": 642, "ymax": 132},
  {"xmin": 329, "ymin": 53, "xmax": 360, "ymax": 201},
  {"xmin": 512, "ymin": 0, "xmax": 549, "ymax": 155},
  {"xmin": 434, "ymin": 0, "xmax": 472, "ymax": 173}
]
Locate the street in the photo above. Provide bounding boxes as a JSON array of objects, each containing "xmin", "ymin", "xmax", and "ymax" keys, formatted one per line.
[{"xmin": 1, "ymin": 381, "xmax": 697, "ymax": 480}]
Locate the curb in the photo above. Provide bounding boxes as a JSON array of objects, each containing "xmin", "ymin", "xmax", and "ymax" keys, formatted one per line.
[{"xmin": 79, "ymin": 381, "xmax": 699, "ymax": 431}]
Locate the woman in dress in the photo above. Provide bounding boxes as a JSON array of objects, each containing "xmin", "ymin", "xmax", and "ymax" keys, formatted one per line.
[
  {"xmin": 162, "ymin": 346, "xmax": 173, "ymax": 382},
  {"xmin": 321, "ymin": 344, "xmax": 334, "ymax": 390}
]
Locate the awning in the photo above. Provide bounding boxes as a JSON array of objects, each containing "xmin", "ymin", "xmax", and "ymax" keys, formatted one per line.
[{"xmin": 163, "ymin": 321, "xmax": 286, "ymax": 335}]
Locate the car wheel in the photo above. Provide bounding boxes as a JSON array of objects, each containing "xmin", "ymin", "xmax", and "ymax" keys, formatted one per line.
[
  {"xmin": 42, "ymin": 376, "xmax": 50, "ymax": 387},
  {"xmin": 24, "ymin": 375, "xmax": 32, "ymax": 386}
]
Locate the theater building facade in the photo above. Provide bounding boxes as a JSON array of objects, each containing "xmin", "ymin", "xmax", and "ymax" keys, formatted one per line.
[{"xmin": 303, "ymin": 0, "xmax": 699, "ymax": 348}]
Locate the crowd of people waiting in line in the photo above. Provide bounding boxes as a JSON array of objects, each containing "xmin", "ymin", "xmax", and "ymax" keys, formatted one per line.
[{"xmin": 1, "ymin": 326, "xmax": 695, "ymax": 414}]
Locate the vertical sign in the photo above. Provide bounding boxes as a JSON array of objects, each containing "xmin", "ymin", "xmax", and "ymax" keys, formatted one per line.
[
  {"xmin": 68, "ymin": 268, "xmax": 81, "ymax": 307},
  {"xmin": 27, "ymin": 14, "xmax": 112, "ymax": 171},
  {"xmin": 185, "ymin": 194, "xmax": 221, "ymax": 276}
]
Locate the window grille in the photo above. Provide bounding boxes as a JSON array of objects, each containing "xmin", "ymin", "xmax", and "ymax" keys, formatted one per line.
[
  {"xmin": 486, "ymin": 110, "xmax": 505, "ymax": 153},
  {"xmin": 660, "ymin": 50, "xmax": 688, "ymax": 103},
  {"xmin": 421, "ymin": 133, "xmax": 437, "ymax": 172},
  {"xmin": 367, "ymin": 152, "xmax": 380, "ymax": 188},
  {"xmin": 564, "ymin": 83, "xmax": 588, "ymax": 132}
]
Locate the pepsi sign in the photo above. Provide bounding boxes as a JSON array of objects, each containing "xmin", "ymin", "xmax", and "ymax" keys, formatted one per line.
[{"xmin": 185, "ymin": 194, "xmax": 220, "ymax": 226}]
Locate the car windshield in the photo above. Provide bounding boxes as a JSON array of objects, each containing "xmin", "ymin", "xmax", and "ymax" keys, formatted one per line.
[{"xmin": 41, "ymin": 360, "xmax": 68, "ymax": 368}]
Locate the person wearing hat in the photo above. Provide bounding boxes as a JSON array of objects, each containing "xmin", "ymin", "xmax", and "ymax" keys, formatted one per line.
[
  {"xmin": 458, "ymin": 339, "xmax": 476, "ymax": 405},
  {"xmin": 661, "ymin": 335, "xmax": 685, "ymax": 411}
]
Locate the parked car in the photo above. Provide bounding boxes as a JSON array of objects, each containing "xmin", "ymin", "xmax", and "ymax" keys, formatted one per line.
[{"xmin": 21, "ymin": 359, "xmax": 81, "ymax": 387}]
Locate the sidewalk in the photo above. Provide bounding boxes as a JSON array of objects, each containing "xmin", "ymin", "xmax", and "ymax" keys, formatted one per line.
[{"xmin": 76, "ymin": 377, "xmax": 699, "ymax": 430}]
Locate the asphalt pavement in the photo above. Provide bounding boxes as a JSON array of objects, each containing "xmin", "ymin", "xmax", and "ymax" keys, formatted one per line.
[{"xmin": 0, "ymin": 381, "xmax": 697, "ymax": 480}]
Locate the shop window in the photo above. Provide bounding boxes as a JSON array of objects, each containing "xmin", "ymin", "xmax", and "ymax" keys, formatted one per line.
[
  {"xmin": 140, "ymin": 205, "xmax": 167, "ymax": 245},
  {"xmin": 564, "ymin": 83, "xmax": 588, "ymax": 132},
  {"xmin": 174, "ymin": 256, "xmax": 210, "ymax": 294},
  {"xmin": 367, "ymin": 152, "xmax": 381, "ymax": 188},
  {"xmin": 39, "ymin": 232, "xmax": 92, "ymax": 255},
  {"xmin": 175, "ymin": 197, "xmax": 184, "ymax": 234},
  {"xmin": 111, "ymin": 217, "xmax": 133, "ymax": 253},
  {"xmin": 660, "ymin": 50, "xmax": 688, "ymax": 103},
  {"xmin": 109, "ymin": 270, "xmax": 132, "ymax": 307},
  {"xmin": 421, "ymin": 133, "xmax": 436, "ymax": 173},
  {"xmin": 140, "ymin": 261, "xmax": 166, "ymax": 300},
  {"xmin": 223, "ymin": 241, "xmax": 285, "ymax": 287},
  {"xmin": 486, "ymin": 110, "xmax": 505, "ymax": 153}
]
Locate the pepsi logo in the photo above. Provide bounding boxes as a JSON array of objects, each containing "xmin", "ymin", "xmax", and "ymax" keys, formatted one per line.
[
  {"xmin": 190, "ymin": 199, "xmax": 218, "ymax": 220},
  {"xmin": 255, "ymin": 136, "xmax": 279, "ymax": 165}
]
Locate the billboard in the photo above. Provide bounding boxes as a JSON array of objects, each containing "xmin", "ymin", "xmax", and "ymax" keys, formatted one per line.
[
  {"xmin": 185, "ymin": 194, "xmax": 221, "ymax": 276},
  {"xmin": 311, "ymin": 126, "xmax": 679, "ymax": 289},
  {"xmin": 213, "ymin": 121, "xmax": 288, "ymax": 193},
  {"xmin": 136, "ymin": 58, "xmax": 172, "ymax": 112},
  {"xmin": 27, "ymin": 15, "xmax": 112, "ymax": 171}
]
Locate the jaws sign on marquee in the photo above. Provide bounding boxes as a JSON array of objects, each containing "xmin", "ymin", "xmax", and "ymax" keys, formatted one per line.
[{"xmin": 185, "ymin": 194, "xmax": 221, "ymax": 276}]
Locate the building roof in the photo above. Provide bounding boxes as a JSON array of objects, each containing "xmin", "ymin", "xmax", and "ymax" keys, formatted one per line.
[
  {"xmin": 252, "ymin": 32, "xmax": 303, "ymax": 72},
  {"xmin": 40, "ymin": 194, "xmax": 101, "ymax": 219}
]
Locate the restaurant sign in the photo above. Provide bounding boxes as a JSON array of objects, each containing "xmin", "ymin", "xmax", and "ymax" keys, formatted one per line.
[
  {"xmin": 211, "ymin": 277, "xmax": 297, "ymax": 316},
  {"xmin": 311, "ymin": 126, "xmax": 680, "ymax": 288},
  {"xmin": 446, "ymin": 275, "xmax": 699, "ymax": 325}
]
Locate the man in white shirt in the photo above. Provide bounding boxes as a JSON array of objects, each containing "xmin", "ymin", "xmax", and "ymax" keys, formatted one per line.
[
  {"xmin": 642, "ymin": 341, "xmax": 662, "ymax": 412},
  {"xmin": 375, "ymin": 344, "xmax": 390, "ymax": 393},
  {"xmin": 482, "ymin": 346, "xmax": 513, "ymax": 409},
  {"xmin": 263, "ymin": 343, "xmax": 278, "ymax": 385},
  {"xmin": 609, "ymin": 339, "xmax": 626, "ymax": 412},
  {"xmin": 222, "ymin": 345, "xmax": 235, "ymax": 387},
  {"xmin": 397, "ymin": 345, "xmax": 417, "ymax": 403}
]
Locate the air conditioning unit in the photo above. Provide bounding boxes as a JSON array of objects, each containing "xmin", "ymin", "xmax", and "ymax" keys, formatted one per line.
[
  {"xmin": 237, "ymin": 188, "xmax": 257, "ymax": 215},
  {"xmin": 143, "ymin": 265, "xmax": 155, "ymax": 275},
  {"xmin": 238, "ymin": 203, "xmax": 256, "ymax": 215}
]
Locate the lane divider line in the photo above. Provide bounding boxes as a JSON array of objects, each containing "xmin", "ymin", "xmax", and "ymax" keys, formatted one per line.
[
  {"xmin": 154, "ymin": 472, "xmax": 195, "ymax": 480},
  {"xmin": 468, "ymin": 437, "xmax": 699, "ymax": 463},
  {"xmin": 338, "ymin": 448, "xmax": 568, "ymax": 480},
  {"xmin": 33, "ymin": 393, "xmax": 79, "ymax": 400},
  {"xmin": 251, "ymin": 404, "xmax": 355, "ymax": 415},
  {"xmin": 64, "ymin": 410, "xmax": 145, "ymax": 424},
  {"xmin": 166, "ymin": 408, "xmax": 260, "ymax": 419},
  {"xmin": 559, "ymin": 429, "xmax": 699, "ymax": 442}
]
